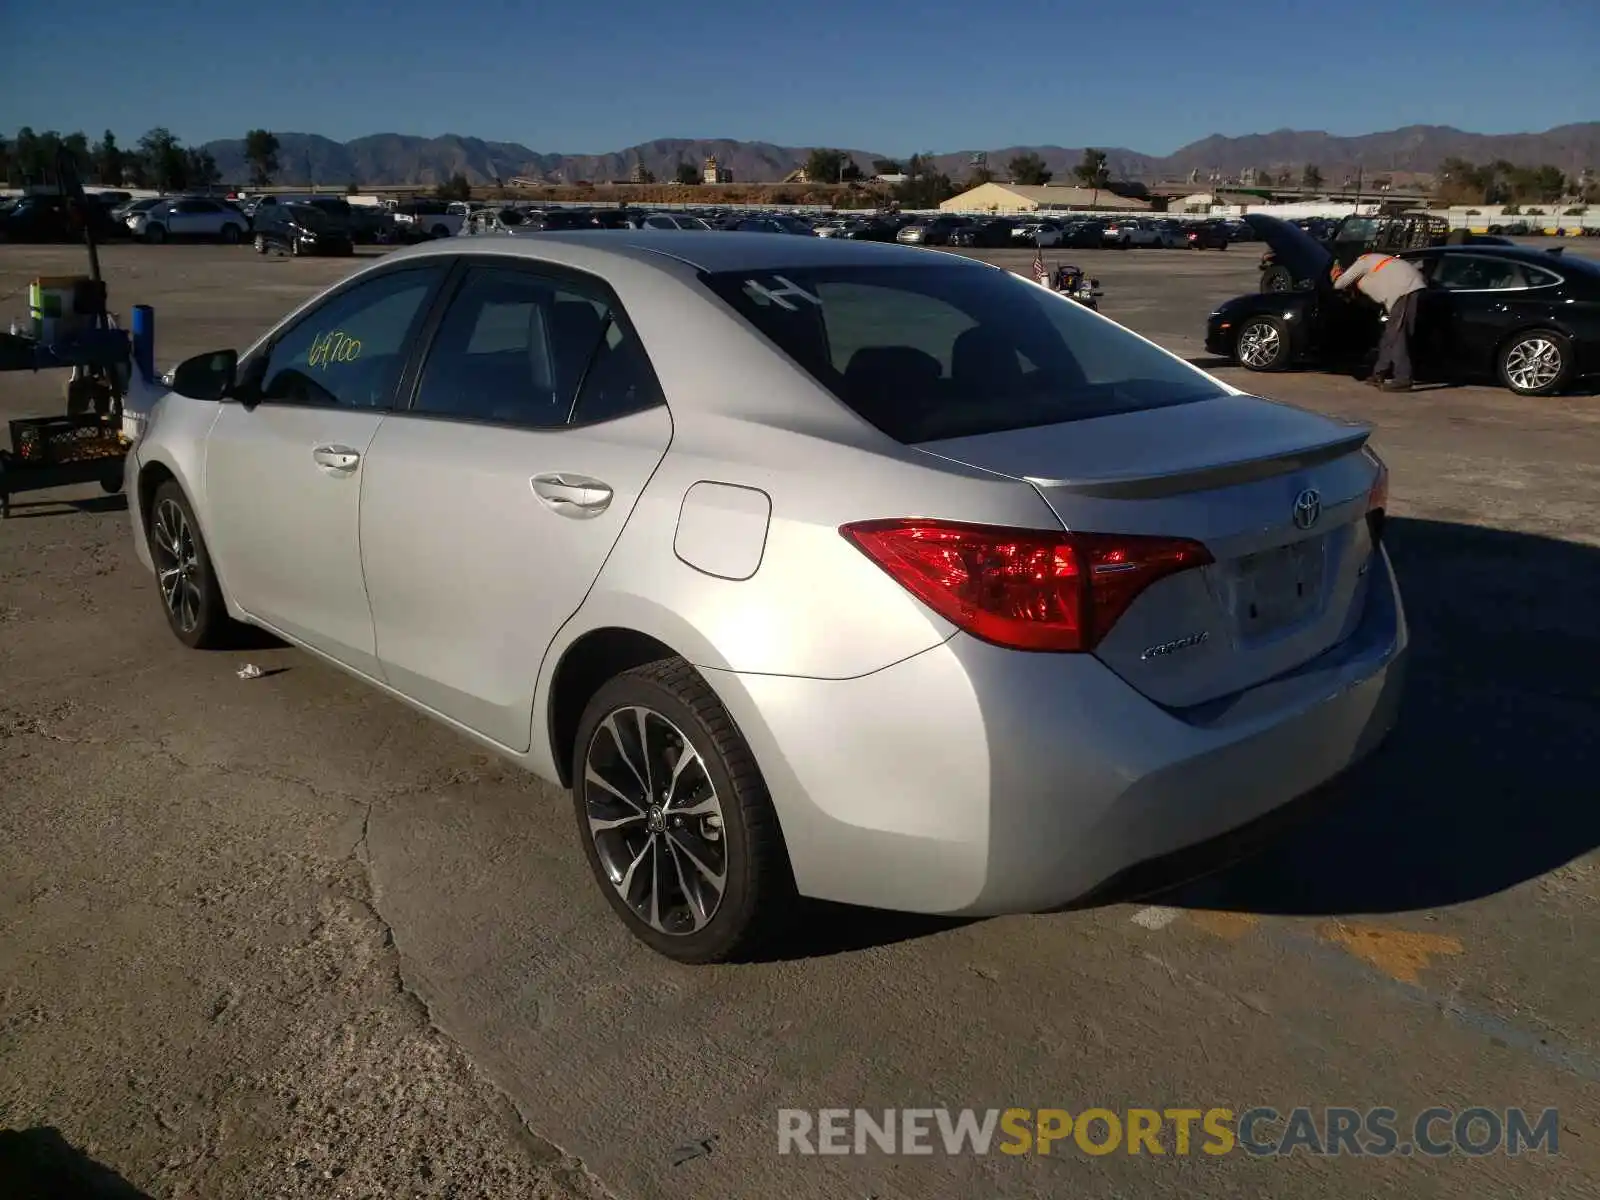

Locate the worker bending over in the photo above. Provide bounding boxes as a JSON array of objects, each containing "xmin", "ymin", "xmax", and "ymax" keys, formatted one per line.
[{"xmin": 1330, "ymin": 252, "xmax": 1427, "ymax": 392}]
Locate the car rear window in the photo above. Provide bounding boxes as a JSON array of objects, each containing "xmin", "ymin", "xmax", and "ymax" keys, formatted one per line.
[{"xmin": 700, "ymin": 264, "xmax": 1225, "ymax": 442}]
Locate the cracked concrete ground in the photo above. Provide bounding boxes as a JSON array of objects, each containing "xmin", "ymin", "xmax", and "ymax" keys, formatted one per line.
[
  {"xmin": 2, "ymin": 242, "xmax": 1598, "ymax": 1198},
  {"xmin": 0, "ymin": 594, "xmax": 609, "ymax": 1196}
]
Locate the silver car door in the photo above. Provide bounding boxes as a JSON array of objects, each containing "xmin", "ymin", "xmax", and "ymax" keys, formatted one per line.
[
  {"xmin": 161, "ymin": 201, "xmax": 196, "ymax": 236},
  {"xmin": 203, "ymin": 262, "xmax": 450, "ymax": 676},
  {"xmin": 359, "ymin": 261, "xmax": 672, "ymax": 751}
]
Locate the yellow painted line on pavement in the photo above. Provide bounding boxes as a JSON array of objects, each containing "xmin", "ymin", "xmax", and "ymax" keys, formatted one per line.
[{"xmin": 1317, "ymin": 921, "xmax": 1464, "ymax": 985}]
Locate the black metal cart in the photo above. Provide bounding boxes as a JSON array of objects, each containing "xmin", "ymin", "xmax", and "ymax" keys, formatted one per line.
[{"xmin": 0, "ymin": 150, "xmax": 135, "ymax": 518}]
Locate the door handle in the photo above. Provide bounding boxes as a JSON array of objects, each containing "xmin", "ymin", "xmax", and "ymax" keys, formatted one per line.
[
  {"xmin": 532, "ymin": 473, "xmax": 613, "ymax": 518},
  {"xmin": 312, "ymin": 444, "xmax": 361, "ymax": 472}
]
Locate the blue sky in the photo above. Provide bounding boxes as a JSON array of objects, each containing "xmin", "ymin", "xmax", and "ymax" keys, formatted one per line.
[{"xmin": 3, "ymin": 0, "xmax": 1596, "ymax": 154}]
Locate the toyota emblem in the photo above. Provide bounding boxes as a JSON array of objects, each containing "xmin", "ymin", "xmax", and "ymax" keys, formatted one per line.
[{"xmin": 1292, "ymin": 488, "xmax": 1322, "ymax": 531}]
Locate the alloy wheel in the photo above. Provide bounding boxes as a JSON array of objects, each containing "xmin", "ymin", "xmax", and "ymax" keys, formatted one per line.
[
  {"xmin": 583, "ymin": 705, "xmax": 727, "ymax": 936},
  {"xmin": 1237, "ymin": 321, "xmax": 1281, "ymax": 368},
  {"xmin": 1505, "ymin": 337, "xmax": 1562, "ymax": 392},
  {"xmin": 151, "ymin": 498, "xmax": 202, "ymax": 633}
]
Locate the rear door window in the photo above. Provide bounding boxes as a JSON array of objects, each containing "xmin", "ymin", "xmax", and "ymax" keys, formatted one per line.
[
  {"xmin": 409, "ymin": 265, "xmax": 662, "ymax": 428},
  {"xmin": 1432, "ymin": 256, "xmax": 1533, "ymax": 290},
  {"xmin": 701, "ymin": 264, "xmax": 1223, "ymax": 443}
]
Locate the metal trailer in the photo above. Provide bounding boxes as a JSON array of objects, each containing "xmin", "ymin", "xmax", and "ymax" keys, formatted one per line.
[{"xmin": 0, "ymin": 148, "xmax": 149, "ymax": 518}]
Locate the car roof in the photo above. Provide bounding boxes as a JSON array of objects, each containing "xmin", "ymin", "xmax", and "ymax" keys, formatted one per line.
[
  {"xmin": 384, "ymin": 229, "xmax": 976, "ymax": 275},
  {"xmin": 1406, "ymin": 243, "xmax": 1600, "ymax": 275}
]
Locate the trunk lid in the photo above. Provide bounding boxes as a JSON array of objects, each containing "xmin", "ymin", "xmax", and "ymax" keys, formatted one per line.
[
  {"xmin": 1244, "ymin": 213, "xmax": 1334, "ymax": 284},
  {"xmin": 914, "ymin": 394, "xmax": 1380, "ymax": 708}
]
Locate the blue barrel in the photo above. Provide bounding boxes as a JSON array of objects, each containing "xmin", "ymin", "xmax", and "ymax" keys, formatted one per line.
[{"xmin": 131, "ymin": 304, "xmax": 155, "ymax": 384}]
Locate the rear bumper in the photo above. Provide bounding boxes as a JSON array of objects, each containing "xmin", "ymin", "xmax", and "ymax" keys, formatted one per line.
[{"xmin": 709, "ymin": 546, "xmax": 1407, "ymax": 916}]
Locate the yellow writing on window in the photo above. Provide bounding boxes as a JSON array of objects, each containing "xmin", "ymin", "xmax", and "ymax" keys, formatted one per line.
[{"xmin": 307, "ymin": 330, "xmax": 362, "ymax": 370}]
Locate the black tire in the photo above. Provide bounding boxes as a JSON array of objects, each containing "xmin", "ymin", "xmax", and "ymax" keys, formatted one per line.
[
  {"xmin": 145, "ymin": 224, "xmax": 167, "ymax": 244},
  {"xmin": 145, "ymin": 480, "xmax": 236, "ymax": 649},
  {"xmin": 221, "ymin": 224, "xmax": 241, "ymax": 244},
  {"xmin": 254, "ymin": 233, "xmax": 268, "ymax": 255},
  {"xmin": 431, "ymin": 224, "xmax": 449, "ymax": 239},
  {"xmin": 1260, "ymin": 264, "xmax": 1294, "ymax": 292},
  {"xmin": 1497, "ymin": 329, "xmax": 1574, "ymax": 397},
  {"xmin": 101, "ymin": 475, "xmax": 123, "ymax": 495},
  {"xmin": 1235, "ymin": 315, "xmax": 1292, "ymax": 372},
  {"xmin": 572, "ymin": 657, "xmax": 794, "ymax": 964}
]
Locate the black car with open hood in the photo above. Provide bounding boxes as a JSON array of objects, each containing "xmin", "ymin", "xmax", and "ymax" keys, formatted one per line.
[
  {"xmin": 1255, "ymin": 211, "xmax": 1514, "ymax": 292},
  {"xmin": 1205, "ymin": 224, "xmax": 1600, "ymax": 396}
]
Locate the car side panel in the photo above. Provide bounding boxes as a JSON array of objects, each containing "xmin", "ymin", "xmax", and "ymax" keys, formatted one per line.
[{"xmin": 125, "ymin": 395, "xmax": 233, "ymax": 599}]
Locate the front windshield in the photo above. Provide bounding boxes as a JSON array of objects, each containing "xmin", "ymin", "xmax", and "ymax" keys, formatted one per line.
[{"xmin": 701, "ymin": 264, "xmax": 1224, "ymax": 443}]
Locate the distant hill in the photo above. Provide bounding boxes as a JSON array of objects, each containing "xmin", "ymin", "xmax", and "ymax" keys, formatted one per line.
[{"xmin": 198, "ymin": 123, "xmax": 1600, "ymax": 188}]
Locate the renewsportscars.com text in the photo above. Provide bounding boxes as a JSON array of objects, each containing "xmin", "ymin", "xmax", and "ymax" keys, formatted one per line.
[{"xmin": 777, "ymin": 1106, "xmax": 1560, "ymax": 1158}]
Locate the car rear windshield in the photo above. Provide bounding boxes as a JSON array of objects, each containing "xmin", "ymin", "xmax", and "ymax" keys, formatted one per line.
[{"xmin": 699, "ymin": 264, "xmax": 1224, "ymax": 442}]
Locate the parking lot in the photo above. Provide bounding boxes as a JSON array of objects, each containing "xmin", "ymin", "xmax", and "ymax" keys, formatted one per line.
[{"xmin": 2, "ymin": 240, "xmax": 1597, "ymax": 1199}]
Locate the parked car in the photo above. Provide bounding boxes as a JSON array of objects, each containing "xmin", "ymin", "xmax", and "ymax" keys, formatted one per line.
[
  {"xmin": 1186, "ymin": 221, "xmax": 1231, "ymax": 250},
  {"xmin": 130, "ymin": 197, "xmax": 249, "ymax": 244},
  {"xmin": 897, "ymin": 215, "xmax": 972, "ymax": 245},
  {"xmin": 521, "ymin": 209, "xmax": 603, "ymax": 232},
  {"xmin": 1259, "ymin": 211, "xmax": 1509, "ymax": 292},
  {"xmin": 949, "ymin": 218, "xmax": 1023, "ymax": 248},
  {"xmin": 1100, "ymin": 219, "xmax": 1148, "ymax": 248},
  {"xmin": 1208, "ymin": 215, "xmax": 1600, "ymax": 396},
  {"xmin": 1012, "ymin": 221, "xmax": 1063, "ymax": 248},
  {"xmin": 733, "ymin": 216, "xmax": 815, "ymax": 235},
  {"xmin": 639, "ymin": 213, "xmax": 714, "ymax": 231},
  {"xmin": 251, "ymin": 202, "xmax": 355, "ymax": 257},
  {"xmin": 833, "ymin": 218, "xmax": 899, "ymax": 242},
  {"xmin": 129, "ymin": 231, "xmax": 1404, "ymax": 962},
  {"xmin": 112, "ymin": 197, "xmax": 164, "ymax": 224},
  {"xmin": 390, "ymin": 199, "xmax": 465, "ymax": 239},
  {"xmin": 1150, "ymin": 220, "xmax": 1189, "ymax": 248},
  {"xmin": 344, "ymin": 204, "xmax": 393, "ymax": 244},
  {"xmin": 0, "ymin": 192, "xmax": 125, "ymax": 243},
  {"xmin": 1058, "ymin": 220, "xmax": 1106, "ymax": 249}
]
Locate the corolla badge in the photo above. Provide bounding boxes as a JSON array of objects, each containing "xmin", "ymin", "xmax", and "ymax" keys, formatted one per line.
[
  {"xmin": 1292, "ymin": 488, "xmax": 1322, "ymax": 531},
  {"xmin": 1140, "ymin": 630, "xmax": 1210, "ymax": 661}
]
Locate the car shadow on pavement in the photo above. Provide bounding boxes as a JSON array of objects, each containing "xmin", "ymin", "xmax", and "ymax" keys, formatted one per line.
[
  {"xmin": 0, "ymin": 1127, "xmax": 153, "ymax": 1199},
  {"xmin": 2, "ymin": 493, "xmax": 128, "ymax": 519},
  {"xmin": 1168, "ymin": 516, "xmax": 1600, "ymax": 917},
  {"xmin": 750, "ymin": 902, "xmax": 969, "ymax": 962}
]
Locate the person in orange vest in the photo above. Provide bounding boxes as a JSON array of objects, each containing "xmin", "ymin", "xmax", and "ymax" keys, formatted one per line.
[{"xmin": 1330, "ymin": 252, "xmax": 1427, "ymax": 391}]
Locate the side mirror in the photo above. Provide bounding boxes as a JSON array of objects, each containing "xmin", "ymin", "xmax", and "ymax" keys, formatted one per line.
[{"xmin": 170, "ymin": 349, "xmax": 238, "ymax": 401}]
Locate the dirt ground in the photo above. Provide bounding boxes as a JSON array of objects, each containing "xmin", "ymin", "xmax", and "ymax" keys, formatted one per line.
[{"xmin": 1, "ymin": 240, "xmax": 1597, "ymax": 1199}]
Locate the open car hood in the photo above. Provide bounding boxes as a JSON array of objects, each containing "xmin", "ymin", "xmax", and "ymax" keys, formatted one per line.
[{"xmin": 1244, "ymin": 214, "xmax": 1333, "ymax": 283}]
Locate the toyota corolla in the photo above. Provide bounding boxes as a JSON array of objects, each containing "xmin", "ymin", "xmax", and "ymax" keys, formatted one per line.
[{"xmin": 126, "ymin": 233, "xmax": 1407, "ymax": 963}]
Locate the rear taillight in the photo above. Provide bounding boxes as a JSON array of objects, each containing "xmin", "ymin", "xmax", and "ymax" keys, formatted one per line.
[
  {"xmin": 839, "ymin": 519, "xmax": 1212, "ymax": 653},
  {"xmin": 1365, "ymin": 450, "xmax": 1389, "ymax": 544}
]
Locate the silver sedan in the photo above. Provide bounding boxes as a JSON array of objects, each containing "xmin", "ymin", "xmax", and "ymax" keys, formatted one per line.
[{"xmin": 126, "ymin": 232, "xmax": 1408, "ymax": 963}]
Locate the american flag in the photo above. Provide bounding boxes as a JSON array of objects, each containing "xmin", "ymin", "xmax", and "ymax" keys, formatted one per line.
[{"xmin": 1032, "ymin": 243, "xmax": 1048, "ymax": 286}]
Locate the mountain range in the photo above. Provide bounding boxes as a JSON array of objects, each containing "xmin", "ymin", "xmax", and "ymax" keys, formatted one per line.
[{"xmin": 197, "ymin": 124, "xmax": 1600, "ymax": 188}]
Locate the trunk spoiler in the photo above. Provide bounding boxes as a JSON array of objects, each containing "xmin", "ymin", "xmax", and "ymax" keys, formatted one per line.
[{"xmin": 1023, "ymin": 427, "xmax": 1371, "ymax": 500}]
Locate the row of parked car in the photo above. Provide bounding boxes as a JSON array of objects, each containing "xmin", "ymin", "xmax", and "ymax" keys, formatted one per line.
[
  {"xmin": 0, "ymin": 187, "xmax": 458, "ymax": 250},
  {"xmin": 1, "ymin": 185, "xmax": 1266, "ymax": 259},
  {"xmin": 890, "ymin": 213, "xmax": 1259, "ymax": 250},
  {"xmin": 457, "ymin": 205, "xmax": 1266, "ymax": 252}
]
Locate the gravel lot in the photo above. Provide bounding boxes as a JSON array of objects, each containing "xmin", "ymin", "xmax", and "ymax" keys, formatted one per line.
[{"xmin": 2, "ymin": 238, "xmax": 1597, "ymax": 1199}]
